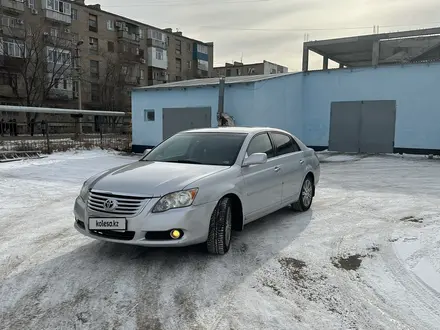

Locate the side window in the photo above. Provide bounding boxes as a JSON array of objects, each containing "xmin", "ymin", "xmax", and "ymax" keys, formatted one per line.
[
  {"xmin": 246, "ymin": 133, "xmax": 274, "ymax": 158},
  {"xmin": 271, "ymin": 132, "xmax": 298, "ymax": 156}
]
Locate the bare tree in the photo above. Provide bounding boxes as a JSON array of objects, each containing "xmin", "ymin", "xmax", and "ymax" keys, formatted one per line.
[
  {"xmin": 0, "ymin": 18, "xmax": 74, "ymax": 120},
  {"xmin": 98, "ymin": 51, "xmax": 136, "ymax": 112}
]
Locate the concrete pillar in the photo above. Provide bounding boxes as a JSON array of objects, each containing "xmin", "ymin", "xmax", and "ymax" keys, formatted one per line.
[
  {"xmin": 372, "ymin": 40, "xmax": 380, "ymax": 66},
  {"xmin": 323, "ymin": 56, "xmax": 329, "ymax": 70},
  {"xmin": 302, "ymin": 45, "xmax": 309, "ymax": 72}
]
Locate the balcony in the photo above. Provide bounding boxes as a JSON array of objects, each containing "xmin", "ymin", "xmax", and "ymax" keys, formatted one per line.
[
  {"xmin": 124, "ymin": 76, "xmax": 140, "ymax": 85},
  {"xmin": 0, "ymin": 0, "xmax": 24, "ymax": 13},
  {"xmin": 47, "ymin": 89, "xmax": 73, "ymax": 100},
  {"xmin": 147, "ymin": 38, "xmax": 167, "ymax": 50},
  {"xmin": 0, "ymin": 55, "xmax": 24, "ymax": 70},
  {"xmin": 44, "ymin": 10, "xmax": 72, "ymax": 25},
  {"xmin": 117, "ymin": 30, "xmax": 140, "ymax": 44}
]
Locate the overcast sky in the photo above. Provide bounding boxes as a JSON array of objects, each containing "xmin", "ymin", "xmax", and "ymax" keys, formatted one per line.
[{"xmin": 93, "ymin": 0, "xmax": 440, "ymax": 71}]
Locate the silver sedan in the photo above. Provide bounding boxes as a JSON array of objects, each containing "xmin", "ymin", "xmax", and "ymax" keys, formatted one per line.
[{"xmin": 74, "ymin": 127, "xmax": 320, "ymax": 254}]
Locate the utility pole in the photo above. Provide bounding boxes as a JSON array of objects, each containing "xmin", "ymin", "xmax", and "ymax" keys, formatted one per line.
[
  {"xmin": 75, "ymin": 40, "xmax": 83, "ymax": 135},
  {"xmin": 217, "ymin": 76, "xmax": 225, "ymax": 126}
]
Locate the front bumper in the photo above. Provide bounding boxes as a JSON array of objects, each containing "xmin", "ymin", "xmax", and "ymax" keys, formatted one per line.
[{"xmin": 73, "ymin": 196, "xmax": 217, "ymax": 247}]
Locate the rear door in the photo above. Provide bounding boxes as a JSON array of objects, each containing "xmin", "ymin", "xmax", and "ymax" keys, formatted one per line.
[
  {"xmin": 269, "ymin": 132, "xmax": 305, "ymax": 204},
  {"xmin": 241, "ymin": 132, "xmax": 282, "ymax": 219}
]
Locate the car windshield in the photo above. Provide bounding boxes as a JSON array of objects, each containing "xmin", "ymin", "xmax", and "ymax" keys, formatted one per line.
[{"xmin": 141, "ymin": 132, "xmax": 248, "ymax": 166}]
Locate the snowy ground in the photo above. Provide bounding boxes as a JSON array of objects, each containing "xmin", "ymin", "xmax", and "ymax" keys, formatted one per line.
[{"xmin": 0, "ymin": 150, "xmax": 439, "ymax": 330}]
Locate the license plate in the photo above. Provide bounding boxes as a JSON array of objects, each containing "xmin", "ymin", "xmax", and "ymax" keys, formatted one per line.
[{"xmin": 88, "ymin": 218, "xmax": 126, "ymax": 230}]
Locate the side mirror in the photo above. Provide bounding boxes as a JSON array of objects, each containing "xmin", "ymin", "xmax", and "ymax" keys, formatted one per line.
[
  {"xmin": 242, "ymin": 152, "xmax": 267, "ymax": 167},
  {"xmin": 142, "ymin": 148, "xmax": 151, "ymax": 156}
]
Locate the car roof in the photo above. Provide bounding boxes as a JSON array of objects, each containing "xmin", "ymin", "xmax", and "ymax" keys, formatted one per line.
[{"xmin": 180, "ymin": 126, "xmax": 290, "ymax": 135}]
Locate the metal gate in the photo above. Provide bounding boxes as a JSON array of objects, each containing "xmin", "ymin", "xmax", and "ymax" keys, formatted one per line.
[
  {"xmin": 162, "ymin": 107, "xmax": 212, "ymax": 140},
  {"xmin": 328, "ymin": 100, "xmax": 396, "ymax": 153}
]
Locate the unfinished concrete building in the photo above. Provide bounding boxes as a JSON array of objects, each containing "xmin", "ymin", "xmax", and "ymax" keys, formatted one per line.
[{"xmin": 302, "ymin": 27, "xmax": 440, "ymax": 71}]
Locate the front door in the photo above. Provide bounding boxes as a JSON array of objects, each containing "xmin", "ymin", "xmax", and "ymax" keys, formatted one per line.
[{"xmin": 241, "ymin": 132, "xmax": 282, "ymax": 220}]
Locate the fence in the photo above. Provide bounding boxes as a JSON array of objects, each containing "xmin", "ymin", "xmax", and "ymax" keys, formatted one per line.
[{"xmin": 0, "ymin": 120, "xmax": 131, "ymax": 154}]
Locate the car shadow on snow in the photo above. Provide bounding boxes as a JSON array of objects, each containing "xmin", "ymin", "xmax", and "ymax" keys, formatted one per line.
[{"xmin": 1, "ymin": 208, "xmax": 312, "ymax": 330}]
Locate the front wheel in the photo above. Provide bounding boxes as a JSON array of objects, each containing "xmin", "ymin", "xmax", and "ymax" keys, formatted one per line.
[
  {"xmin": 206, "ymin": 197, "xmax": 233, "ymax": 255},
  {"xmin": 292, "ymin": 176, "xmax": 314, "ymax": 212}
]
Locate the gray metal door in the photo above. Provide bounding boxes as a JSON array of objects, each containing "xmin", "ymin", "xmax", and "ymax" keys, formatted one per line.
[
  {"xmin": 328, "ymin": 101, "xmax": 362, "ymax": 152},
  {"xmin": 359, "ymin": 100, "xmax": 396, "ymax": 153},
  {"xmin": 162, "ymin": 107, "xmax": 212, "ymax": 140}
]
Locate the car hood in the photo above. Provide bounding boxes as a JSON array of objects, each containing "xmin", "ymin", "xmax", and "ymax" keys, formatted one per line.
[{"xmin": 90, "ymin": 161, "xmax": 228, "ymax": 197}]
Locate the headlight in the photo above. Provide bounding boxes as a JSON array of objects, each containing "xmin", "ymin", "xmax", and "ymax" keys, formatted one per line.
[
  {"xmin": 152, "ymin": 188, "xmax": 198, "ymax": 213},
  {"xmin": 79, "ymin": 182, "xmax": 89, "ymax": 200}
]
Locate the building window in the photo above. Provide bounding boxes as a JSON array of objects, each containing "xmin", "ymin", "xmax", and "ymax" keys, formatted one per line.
[
  {"xmin": 140, "ymin": 69, "xmax": 144, "ymax": 80},
  {"xmin": 1, "ymin": 16, "xmax": 19, "ymax": 28},
  {"xmin": 149, "ymin": 30, "xmax": 163, "ymax": 40},
  {"xmin": 91, "ymin": 83, "xmax": 100, "ymax": 102},
  {"xmin": 107, "ymin": 20, "xmax": 114, "ymax": 31},
  {"xmin": 139, "ymin": 29, "xmax": 144, "ymax": 39},
  {"xmin": 155, "ymin": 49, "xmax": 163, "ymax": 60},
  {"xmin": 46, "ymin": 0, "xmax": 71, "ymax": 15},
  {"xmin": 226, "ymin": 69, "xmax": 231, "ymax": 77},
  {"xmin": 197, "ymin": 44, "xmax": 208, "ymax": 54},
  {"xmin": 28, "ymin": 0, "xmax": 35, "ymax": 9},
  {"xmin": 176, "ymin": 76, "xmax": 181, "ymax": 81},
  {"xmin": 0, "ymin": 72, "xmax": 17, "ymax": 85},
  {"xmin": 88, "ymin": 14, "xmax": 98, "ymax": 32},
  {"xmin": 144, "ymin": 110, "xmax": 154, "ymax": 122},
  {"xmin": 107, "ymin": 41, "xmax": 114, "ymax": 52},
  {"xmin": 121, "ymin": 65, "xmax": 128, "ymax": 75},
  {"xmin": 47, "ymin": 47, "xmax": 71, "ymax": 64},
  {"xmin": 89, "ymin": 37, "xmax": 98, "ymax": 54},
  {"xmin": 176, "ymin": 58, "xmax": 181, "ymax": 72},
  {"xmin": 187, "ymin": 61, "xmax": 191, "ymax": 69},
  {"xmin": 90, "ymin": 60, "xmax": 99, "ymax": 79},
  {"xmin": 53, "ymin": 75, "xmax": 69, "ymax": 90},
  {"xmin": 50, "ymin": 27, "xmax": 59, "ymax": 37},
  {"xmin": 176, "ymin": 39, "xmax": 181, "ymax": 55},
  {"xmin": 187, "ymin": 43, "xmax": 191, "ymax": 52},
  {"xmin": 71, "ymin": 8, "xmax": 78, "ymax": 20},
  {"xmin": 236, "ymin": 68, "xmax": 241, "ymax": 76},
  {"xmin": 139, "ymin": 48, "xmax": 145, "ymax": 58},
  {"xmin": 197, "ymin": 59, "xmax": 208, "ymax": 71}
]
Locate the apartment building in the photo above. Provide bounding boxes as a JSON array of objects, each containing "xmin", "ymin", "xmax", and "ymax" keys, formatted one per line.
[
  {"xmin": 0, "ymin": 0, "xmax": 214, "ymax": 112},
  {"xmin": 214, "ymin": 60, "xmax": 288, "ymax": 77}
]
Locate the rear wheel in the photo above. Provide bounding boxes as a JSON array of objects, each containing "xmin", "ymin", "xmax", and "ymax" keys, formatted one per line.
[
  {"xmin": 207, "ymin": 197, "xmax": 232, "ymax": 255},
  {"xmin": 292, "ymin": 176, "xmax": 314, "ymax": 212}
]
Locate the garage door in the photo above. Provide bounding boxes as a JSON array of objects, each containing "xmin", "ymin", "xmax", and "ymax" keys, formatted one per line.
[
  {"xmin": 162, "ymin": 107, "xmax": 212, "ymax": 140},
  {"xmin": 329, "ymin": 101, "xmax": 362, "ymax": 153},
  {"xmin": 328, "ymin": 100, "xmax": 396, "ymax": 153}
]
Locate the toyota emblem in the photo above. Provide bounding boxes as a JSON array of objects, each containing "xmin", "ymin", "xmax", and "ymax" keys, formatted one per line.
[{"xmin": 103, "ymin": 198, "xmax": 117, "ymax": 211}]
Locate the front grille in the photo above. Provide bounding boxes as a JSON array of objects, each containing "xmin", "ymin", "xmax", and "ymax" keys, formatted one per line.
[
  {"xmin": 88, "ymin": 191, "xmax": 149, "ymax": 216},
  {"xmin": 90, "ymin": 230, "xmax": 135, "ymax": 241}
]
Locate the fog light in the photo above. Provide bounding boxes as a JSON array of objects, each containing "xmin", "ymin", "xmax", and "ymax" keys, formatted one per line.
[{"xmin": 170, "ymin": 229, "xmax": 181, "ymax": 239}]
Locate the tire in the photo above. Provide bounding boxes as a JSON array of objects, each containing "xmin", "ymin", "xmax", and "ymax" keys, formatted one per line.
[
  {"xmin": 292, "ymin": 175, "xmax": 314, "ymax": 212},
  {"xmin": 206, "ymin": 197, "xmax": 233, "ymax": 255}
]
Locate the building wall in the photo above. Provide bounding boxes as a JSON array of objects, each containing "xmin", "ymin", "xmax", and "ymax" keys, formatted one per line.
[
  {"xmin": 303, "ymin": 63, "xmax": 440, "ymax": 151},
  {"xmin": 132, "ymin": 62, "xmax": 440, "ymax": 153},
  {"xmin": 131, "ymin": 88, "xmax": 219, "ymax": 147}
]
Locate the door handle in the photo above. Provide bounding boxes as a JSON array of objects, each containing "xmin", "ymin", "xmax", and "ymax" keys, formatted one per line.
[
  {"xmin": 274, "ymin": 166, "xmax": 281, "ymax": 172},
  {"xmin": 299, "ymin": 159, "xmax": 304, "ymax": 165}
]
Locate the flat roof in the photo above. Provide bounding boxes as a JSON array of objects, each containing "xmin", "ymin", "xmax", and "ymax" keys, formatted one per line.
[
  {"xmin": 305, "ymin": 27, "xmax": 440, "ymax": 67},
  {"xmin": 134, "ymin": 72, "xmax": 296, "ymax": 91}
]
